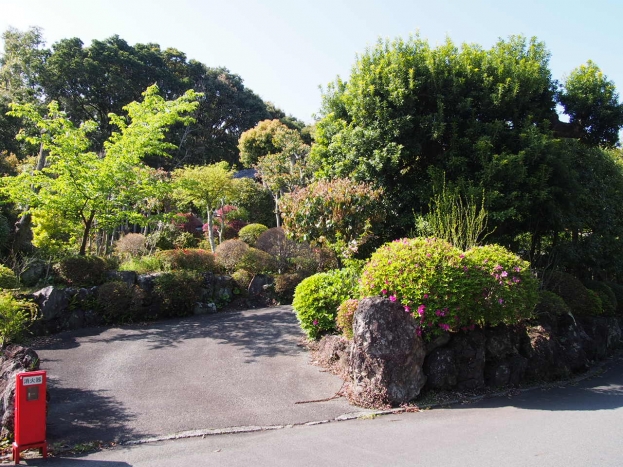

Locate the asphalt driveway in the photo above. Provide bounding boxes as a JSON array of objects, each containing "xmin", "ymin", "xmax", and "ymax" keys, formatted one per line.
[{"xmin": 32, "ymin": 306, "xmax": 362, "ymax": 445}]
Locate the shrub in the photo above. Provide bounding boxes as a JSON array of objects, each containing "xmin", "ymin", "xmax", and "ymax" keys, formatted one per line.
[
  {"xmin": 215, "ymin": 239, "xmax": 249, "ymax": 273},
  {"xmin": 114, "ymin": 233, "xmax": 147, "ymax": 259},
  {"xmin": 0, "ymin": 265, "xmax": 18, "ymax": 289},
  {"xmin": 534, "ymin": 291, "xmax": 571, "ymax": 316},
  {"xmin": 605, "ymin": 281, "xmax": 623, "ymax": 315},
  {"xmin": 585, "ymin": 289, "xmax": 603, "ymax": 316},
  {"xmin": 292, "ymin": 268, "xmax": 360, "ymax": 339},
  {"xmin": 0, "ymin": 292, "xmax": 35, "ymax": 345},
  {"xmin": 274, "ymin": 272, "xmax": 306, "ymax": 304},
  {"xmin": 172, "ymin": 212, "xmax": 204, "ymax": 235},
  {"xmin": 153, "ymin": 270, "xmax": 203, "ymax": 318},
  {"xmin": 232, "ymin": 269, "xmax": 254, "ymax": 290},
  {"xmin": 54, "ymin": 256, "xmax": 109, "ymax": 286},
  {"xmin": 155, "ymin": 249, "xmax": 217, "ymax": 272},
  {"xmin": 360, "ymin": 238, "xmax": 538, "ymax": 338},
  {"xmin": 145, "ymin": 223, "xmax": 179, "ymax": 251},
  {"xmin": 584, "ymin": 280, "xmax": 617, "ymax": 316},
  {"xmin": 96, "ymin": 281, "xmax": 143, "ymax": 323},
  {"xmin": 336, "ymin": 298, "xmax": 359, "ymax": 339},
  {"xmin": 238, "ymin": 223, "xmax": 268, "ymax": 246},
  {"xmin": 173, "ymin": 231, "xmax": 199, "ymax": 249},
  {"xmin": 237, "ymin": 247, "xmax": 276, "ymax": 275},
  {"xmin": 544, "ymin": 271, "xmax": 602, "ymax": 317},
  {"xmin": 119, "ymin": 255, "xmax": 164, "ymax": 274},
  {"xmin": 256, "ymin": 227, "xmax": 304, "ymax": 273}
]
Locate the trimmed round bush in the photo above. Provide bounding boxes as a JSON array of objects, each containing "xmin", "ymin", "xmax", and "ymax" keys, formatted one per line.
[
  {"xmin": 544, "ymin": 271, "xmax": 602, "ymax": 316},
  {"xmin": 535, "ymin": 291, "xmax": 571, "ymax": 316},
  {"xmin": 292, "ymin": 268, "xmax": 360, "ymax": 339},
  {"xmin": 114, "ymin": 233, "xmax": 147, "ymax": 259},
  {"xmin": 585, "ymin": 289, "xmax": 603, "ymax": 316},
  {"xmin": 155, "ymin": 249, "xmax": 216, "ymax": 272},
  {"xmin": 274, "ymin": 272, "xmax": 306, "ymax": 303},
  {"xmin": 336, "ymin": 298, "xmax": 359, "ymax": 339},
  {"xmin": 54, "ymin": 256, "xmax": 109, "ymax": 286},
  {"xmin": 360, "ymin": 238, "xmax": 537, "ymax": 338},
  {"xmin": 215, "ymin": 239, "xmax": 249, "ymax": 273},
  {"xmin": 0, "ymin": 265, "xmax": 18, "ymax": 289},
  {"xmin": 584, "ymin": 280, "xmax": 617, "ymax": 316},
  {"xmin": 237, "ymin": 247, "xmax": 276, "ymax": 275},
  {"xmin": 239, "ymin": 223, "xmax": 268, "ymax": 246},
  {"xmin": 232, "ymin": 269, "xmax": 254, "ymax": 290}
]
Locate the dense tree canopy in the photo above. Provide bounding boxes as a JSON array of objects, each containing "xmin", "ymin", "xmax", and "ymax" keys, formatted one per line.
[{"xmin": 311, "ymin": 34, "xmax": 623, "ymax": 278}]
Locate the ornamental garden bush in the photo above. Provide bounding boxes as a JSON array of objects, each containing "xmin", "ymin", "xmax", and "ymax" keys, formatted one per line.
[
  {"xmin": 544, "ymin": 271, "xmax": 602, "ymax": 316},
  {"xmin": 336, "ymin": 298, "xmax": 359, "ymax": 339},
  {"xmin": 0, "ymin": 265, "xmax": 18, "ymax": 289},
  {"xmin": 292, "ymin": 267, "xmax": 360, "ymax": 339},
  {"xmin": 583, "ymin": 280, "xmax": 617, "ymax": 316},
  {"xmin": 238, "ymin": 223, "xmax": 268, "ymax": 246},
  {"xmin": 360, "ymin": 238, "xmax": 538, "ymax": 339},
  {"xmin": 54, "ymin": 255, "xmax": 110, "ymax": 286},
  {"xmin": 155, "ymin": 248, "xmax": 217, "ymax": 272}
]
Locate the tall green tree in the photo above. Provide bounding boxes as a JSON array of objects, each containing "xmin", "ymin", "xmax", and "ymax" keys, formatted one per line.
[{"xmin": 3, "ymin": 85, "xmax": 199, "ymax": 255}]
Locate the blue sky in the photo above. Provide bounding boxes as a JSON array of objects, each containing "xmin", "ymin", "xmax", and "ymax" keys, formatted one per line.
[{"xmin": 1, "ymin": 0, "xmax": 622, "ymax": 123}]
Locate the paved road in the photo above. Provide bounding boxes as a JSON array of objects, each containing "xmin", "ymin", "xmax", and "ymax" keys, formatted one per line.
[
  {"xmin": 23, "ymin": 354, "xmax": 623, "ymax": 466},
  {"xmin": 32, "ymin": 306, "xmax": 366, "ymax": 445}
]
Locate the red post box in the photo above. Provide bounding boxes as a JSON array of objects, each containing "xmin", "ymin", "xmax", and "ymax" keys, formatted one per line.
[{"xmin": 13, "ymin": 370, "xmax": 47, "ymax": 464}]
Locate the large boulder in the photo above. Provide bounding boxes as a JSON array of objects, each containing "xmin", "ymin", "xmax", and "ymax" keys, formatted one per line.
[
  {"xmin": 349, "ymin": 297, "xmax": 427, "ymax": 407},
  {"xmin": 449, "ymin": 329, "xmax": 486, "ymax": 390},
  {"xmin": 0, "ymin": 345, "xmax": 40, "ymax": 439},
  {"xmin": 32, "ymin": 286, "xmax": 69, "ymax": 322}
]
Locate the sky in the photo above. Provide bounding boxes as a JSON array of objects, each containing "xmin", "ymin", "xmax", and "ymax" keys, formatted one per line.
[{"xmin": 1, "ymin": 0, "xmax": 622, "ymax": 124}]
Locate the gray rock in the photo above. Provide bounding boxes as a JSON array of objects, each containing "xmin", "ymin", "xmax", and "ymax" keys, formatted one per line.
[
  {"xmin": 19, "ymin": 260, "xmax": 48, "ymax": 287},
  {"xmin": 106, "ymin": 270, "xmax": 137, "ymax": 287},
  {"xmin": 349, "ymin": 297, "xmax": 427, "ymax": 407},
  {"xmin": 449, "ymin": 329, "xmax": 486, "ymax": 390},
  {"xmin": 193, "ymin": 302, "xmax": 217, "ymax": 315},
  {"xmin": 137, "ymin": 273, "xmax": 163, "ymax": 294},
  {"xmin": 32, "ymin": 286, "xmax": 69, "ymax": 321},
  {"xmin": 423, "ymin": 347, "xmax": 457, "ymax": 390},
  {"xmin": 248, "ymin": 274, "xmax": 273, "ymax": 296}
]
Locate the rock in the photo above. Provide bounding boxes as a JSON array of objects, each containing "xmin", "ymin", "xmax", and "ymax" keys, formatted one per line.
[
  {"xmin": 485, "ymin": 324, "xmax": 525, "ymax": 361},
  {"xmin": 349, "ymin": 297, "xmax": 427, "ymax": 407},
  {"xmin": 19, "ymin": 260, "xmax": 47, "ymax": 287},
  {"xmin": 193, "ymin": 302, "xmax": 217, "ymax": 315},
  {"xmin": 556, "ymin": 313, "xmax": 591, "ymax": 373},
  {"xmin": 313, "ymin": 335, "xmax": 351, "ymax": 378},
  {"xmin": 214, "ymin": 275, "xmax": 235, "ymax": 306},
  {"xmin": 137, "ymin": 273, "xmax": 163, "ymax": 294},
  {"xmin": 425, "ymin": 332, "xmax": 451, "ymax": 355},
  {"xmin": 0, "ymin": 345, "xmax": 40, "ymax": 439},
  {"xmin": 423, "ymin": 347, "xmax": 457, "ymax": 390},
  {"xmin": 522, "ymin": 323, "xmax": 570, "ymax": 381},
  {"xmin": 449, "ymin": 329, "xmax": 486, "ymax": 390},
  {"xmin": 32, "ymin": 286, "xmax": 69, "ymax": 321},
  {"xmin": 485, "ymin": 360, "xmax": 511, "ymax": 387},
  {"xmin": 248, "ymin": 274, "xmax": 273, "ymax": 296},
  {"xmin": 577, "ymin": 316, "xmax": 610, "ymax": 360},
  {"xmin": 106, "ymin": 271, "xmax": 137, "ymax": 287}
]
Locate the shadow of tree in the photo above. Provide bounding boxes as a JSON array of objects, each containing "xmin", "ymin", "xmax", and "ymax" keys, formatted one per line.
[
  {"xmin": 47, "ymin": 383, "xmax": 150, "ymax": 445},
  {"xmin": 32, "ymin": 458, "xmax": 131, "ymax": 466},
  {"xmin": 76, "ymin": 306, "xmax": 306, "ymax": 363}
]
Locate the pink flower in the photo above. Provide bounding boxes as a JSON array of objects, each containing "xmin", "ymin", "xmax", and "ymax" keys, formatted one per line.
[
  {"xmin": 381, "ymin": 289, "xmax": 387, "ymax": 295},
  {"xmin": 404, "ymin": 305, "xmax": 411, "ymax": 313},
  {"xmin": 501, "ymin": 271, "xmax": 508, "ymax": 278},
  {"xmin": 459, "ymin": 254, "xmax": 465, "ymax": 259},
  {"xmin": 417, "ymin": 304, "xmax": 426, "ymax": 316},
  {"xmin": 513, "ymin": 266, "xmax": 521, "ymax": 272},
  {"xmin": 498, "ymin": 298, "xmax": 504, "ymax": 304},
  {"xmin": 439, "ymin": 323, "xmax": 450, "ymax": 331},
  {"xmin": 423, "ymin": 294, "xmax": 429, "ymax": 299},
  {"xmin": 313, "ymin": 319, "xmax": 318, "ymax": 326},
  {"xmin": 389, "ymin": 295, "xmax": 397, "ymax": 302},
  {"xmin": 415, "ymin": 326, "xmax": 423, "ymax": 337}
]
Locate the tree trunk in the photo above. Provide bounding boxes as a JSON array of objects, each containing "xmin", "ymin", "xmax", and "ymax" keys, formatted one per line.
[
  {"xmin": 218, "ymin": 199, "xmax": 225, "ymax": 244},
  {"xmin": 79, "ymin": 211, "xmax": 96, "ymax": 256},
  {"xmin": 274, "ymin": 193, "xmax": 281, "ymax": 228},
  {"xmin": 206, "ymin": 207, "xmax": 216, "ymax": 252}
]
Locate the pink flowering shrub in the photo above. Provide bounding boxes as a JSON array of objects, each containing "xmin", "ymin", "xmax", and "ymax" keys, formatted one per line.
[{"xmin": 360, "ymin": 238, "xmax": 538, "ymax": 339}]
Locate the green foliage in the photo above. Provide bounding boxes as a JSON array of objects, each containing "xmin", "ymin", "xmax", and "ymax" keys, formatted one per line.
[
  {"xmin": 238, "ymin": 223, "xmax": 268, "ymax": 246},
  {"xmin": 416, "ymin": 178, "xmax": 489, "ymax": 251},
  {"xmin": 153, "ymin": 270, "xmax": 203, "ymax": 318},
  {"xmin": 172, "ymin": 231, "xmax": 198, "ymax": 249},
  {"xmin": 0, "ymin": 264, "xmax": 18, "ymax": 289},
  {"xmin": 544, "ymin": 271, "xmax": 602, "ymax": 317},
  {"xmin": 534, "ymin": 291, "xmax": 571, "ymax": 316},
  {"xmin": 0, "ymin": 292, "xmax": 35, "ymax": 345},
  {"xmin": 280, "ymin": 178, "xmax": 385, "ymax": 259},
  {"xmin": 54, "ymin": 256, "xmax": 109, "ymax": 286},
  {"xmin": 0, "ymin": 214, "xmax": 10, "ymax": 250},
  {"xmin": 583, "ymin": 280, "xmax": 617, "ymax": 316},
  {"xmin": 155, "ymin": 248, "xmax": 217, "ymax": 272},
  {"xmin": 118, "ymin": 255, "xmax": 164, "ymax": 274},
  {"xmin": 360, "ymin": 238, "xmax": 538, "ymax": 338},
  {"xmin": 605, "ymin": 281, "xmax": 623, "ymax": 315},
  {"xmin": 336, "ymin": 298, "xmax": 359, "ymax": 340},
  {"xmin": 231, "ymin": 269, "xmax": 254, "ymax": 291},
  {"xmin": 292, "ymin": 268, "xmax": 360, "ymax": 339},
  {"xmin": 237, "ymin": 247, "xmax": 275, "ymax": 275},
  {"xmin": 96, "ymin": 281, "xmax": 143, "ymax": 323},
  {"xmin": 214, "ymin": 239, "xmax": 249, "ymax": 273}
]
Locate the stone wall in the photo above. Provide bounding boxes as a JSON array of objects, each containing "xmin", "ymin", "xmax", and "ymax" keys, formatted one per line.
[{"xmin": 316, "ymin": 297, "xmax": 623, "ymax": 407}]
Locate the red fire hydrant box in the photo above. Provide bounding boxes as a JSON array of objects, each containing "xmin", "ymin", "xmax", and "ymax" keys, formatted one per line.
[{"xmin": 13, "ymin": 370, "xmax": 47, "ymax": 464}]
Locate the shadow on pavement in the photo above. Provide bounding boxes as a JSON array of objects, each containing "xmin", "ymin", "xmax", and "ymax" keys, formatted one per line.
[
  {"xmin": 27, "ymin": 459, "xmax": 131, "ymax": 466},
  {"xmin": 451, "ymin": 358, "xmax": 623, "ymax": 412},
  {"xmin": 47, "ymin": 384, "xmax": 149, "ymax": 444},
  {"xmin": 79, "ymin": 307, "xmax": 304, "ymax": 362}
]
